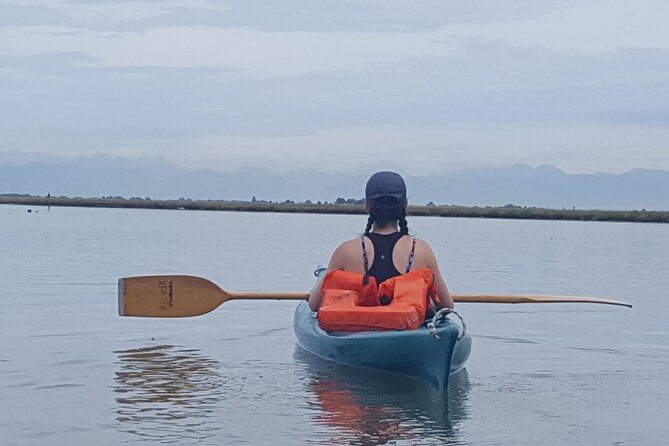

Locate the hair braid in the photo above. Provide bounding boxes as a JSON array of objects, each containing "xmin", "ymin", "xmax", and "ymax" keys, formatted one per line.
[
  {"xmin": 398, "ymin": 210, "xmax": 409, "ymax": 235},
  {"xmin": 364, "ymin": 214, "xmax": 374, "ymax": 235}
]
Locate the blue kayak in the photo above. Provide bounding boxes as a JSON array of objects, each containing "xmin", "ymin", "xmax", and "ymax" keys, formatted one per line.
[{"xmin": 293, "ymin": 301, "xmax": 471, "ymax": 389}]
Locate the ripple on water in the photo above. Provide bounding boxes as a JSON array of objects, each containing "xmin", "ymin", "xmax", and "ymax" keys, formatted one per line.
[
  {"xmin": 474, "ymin": 334, "xmax": 539, "ymax": 344},
  {"xmin": 113, "ymin": 345, "xmax": 233, "ymax": 444}
]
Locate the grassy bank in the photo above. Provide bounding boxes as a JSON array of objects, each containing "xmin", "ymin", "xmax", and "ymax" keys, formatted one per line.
[{"xmin": 1, "ymin": 194, "xmax": 668, "ymax": 223}]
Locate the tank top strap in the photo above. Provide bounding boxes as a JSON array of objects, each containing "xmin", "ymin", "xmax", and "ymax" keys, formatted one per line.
[
  {"xmin": 360, "ymin": 234, "xmax": 370, "ymax": 273},
  {"xmin": 405, "ymin": 237, "xmax": 416, "ymax": 273}
]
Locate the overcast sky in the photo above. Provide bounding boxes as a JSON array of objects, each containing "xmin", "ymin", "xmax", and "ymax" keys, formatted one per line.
[{"xmin": 2, "ymin": 0, "xmax": 668, "ymax": 175}]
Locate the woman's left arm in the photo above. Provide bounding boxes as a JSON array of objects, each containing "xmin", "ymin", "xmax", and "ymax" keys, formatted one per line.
[{"xmin": 418, "ymin": 240, "xmax": 454, "ymax": 309}]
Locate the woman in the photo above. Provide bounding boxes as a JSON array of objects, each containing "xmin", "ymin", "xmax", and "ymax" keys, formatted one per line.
[{"xmin": 308, "ymin": 171, "xmax": 454, "ymax": 312}]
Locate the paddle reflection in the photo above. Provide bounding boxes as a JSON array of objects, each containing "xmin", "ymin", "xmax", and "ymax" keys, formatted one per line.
[
  {"xmin": 295, "ymin": 348, "xmax": 471, "ymax": 446},
  {"xmin": 113, "ymin": 345, "xmax": 224, "ymax": 444}
]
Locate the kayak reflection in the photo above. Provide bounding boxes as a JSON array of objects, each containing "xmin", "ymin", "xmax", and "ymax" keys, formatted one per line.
[
  {"xmin": 294, "ymin": 347, "xmax": 470, "ymax": 446},
  {"xmin": 113, "ymin": 345, "xmax": 224, "ymax": 444}
]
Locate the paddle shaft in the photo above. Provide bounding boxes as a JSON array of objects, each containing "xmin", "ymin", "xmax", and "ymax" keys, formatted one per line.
[
  {"xmin": 453, "ymin": 294, "xmax": 632, "ymax": 307},
  {"xmin": 227, "ymin": 291, "xmax": 632, "ymax": 307},
  {"xmin": 227, "ymin": 291, "xmax": 310, "ymax": 300}
]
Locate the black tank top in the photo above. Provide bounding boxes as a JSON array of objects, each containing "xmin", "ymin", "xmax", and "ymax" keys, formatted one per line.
[{"xmin": 361, "ymin": 232, "xmax": 416, "ymax": 284}]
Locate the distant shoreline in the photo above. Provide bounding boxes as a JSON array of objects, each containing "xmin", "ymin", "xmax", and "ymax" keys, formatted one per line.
[{"xmin": 1, "ymin": 194, "xmax": 667, "ymax": 223}]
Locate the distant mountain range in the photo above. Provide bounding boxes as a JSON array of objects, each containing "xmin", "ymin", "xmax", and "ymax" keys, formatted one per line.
[{"xmin": 1, "ymin": 151, "xmax": 668, "ymax": 210}]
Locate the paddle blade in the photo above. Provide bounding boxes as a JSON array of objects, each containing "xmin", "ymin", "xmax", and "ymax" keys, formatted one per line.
[{"xmin": 119, "ymin": 275, "xmax": 229, "ymax": 317}]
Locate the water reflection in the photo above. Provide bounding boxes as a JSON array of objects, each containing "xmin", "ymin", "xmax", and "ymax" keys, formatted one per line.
[
  {"xmin": 294, "ymin": 348, "xmax": 470, "ymax": 446},
  {"xmin": 113, "ymin": 345, "xmax": 224, "ymax": 444}
]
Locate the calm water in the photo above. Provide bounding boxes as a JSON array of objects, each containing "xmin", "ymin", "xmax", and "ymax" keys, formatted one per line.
[{"xmin": 1, "ymin": 205, "xmax": 667, "ymax": 445}]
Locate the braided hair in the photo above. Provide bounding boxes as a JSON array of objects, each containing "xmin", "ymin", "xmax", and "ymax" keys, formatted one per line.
[{"xmin": 364, "ymin": 196, "xmax": 409, "ymax": 235}]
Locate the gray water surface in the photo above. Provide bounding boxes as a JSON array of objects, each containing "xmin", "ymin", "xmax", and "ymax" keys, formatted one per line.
[{"xmin": 1, "ymin": 205, "xmax": 667, "ymax": 445}]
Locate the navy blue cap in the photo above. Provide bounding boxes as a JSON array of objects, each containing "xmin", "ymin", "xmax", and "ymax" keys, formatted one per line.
[{"xmin": 365, "ymin": 171, "xmax": 407, "ymax": 200}]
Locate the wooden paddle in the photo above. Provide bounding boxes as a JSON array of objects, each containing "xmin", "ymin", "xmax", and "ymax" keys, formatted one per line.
[{"xmin": 118, "ymin": 275, "xmax": 632, "ymax": 317}]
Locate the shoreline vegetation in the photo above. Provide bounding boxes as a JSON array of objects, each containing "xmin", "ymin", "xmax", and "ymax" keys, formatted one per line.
[{"xmin": 1, "ymin": 194, "xmax": 668, "ymax": 223}]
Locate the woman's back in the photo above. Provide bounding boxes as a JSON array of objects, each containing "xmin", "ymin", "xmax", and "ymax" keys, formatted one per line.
[
  {"xmin": 307, "ymin": 171, "xmax": 454, "ymax": 311},
  {"xmin": 325, "ymin": 232, "xmax": 439, "ymax": 282}
]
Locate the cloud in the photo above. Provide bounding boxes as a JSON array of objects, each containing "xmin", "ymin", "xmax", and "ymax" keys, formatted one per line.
[
  {"xmin": 0, "ymin": 1, "xmax": 574, "ymax": 32},
  {"xmin": 444, "ymin": 0, "xmax": 669, "ymax": 54},
  {"xmin": 1, "ymin": 0, "xmax": 667, "ymax": 175},
  {"xmin": 2, "ymin": 1, "xmax": 668, "ymax": 79},
  {"xmin": 0, "ymin": 25, "xmax": 456, "ymax": 79}
]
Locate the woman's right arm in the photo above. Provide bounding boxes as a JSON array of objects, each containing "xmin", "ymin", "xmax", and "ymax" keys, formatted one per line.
[
  {"xmin": 307, "ymin": 273, "xmax": 326, "ymax": 311},
  {"xmin": 308, "ymin": 242, "xmax": 349, "ymax": 311}
]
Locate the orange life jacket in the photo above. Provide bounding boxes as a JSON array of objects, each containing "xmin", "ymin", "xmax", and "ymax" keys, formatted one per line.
[{"xmin": 317, "ymin": 268, "xmax": 438, "ymax": 331}]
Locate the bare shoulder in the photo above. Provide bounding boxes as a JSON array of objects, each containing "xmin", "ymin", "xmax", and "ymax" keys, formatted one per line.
[
  {"xmin": 333, "ymin": 237, "xmax": 361, "ymax": 255},
  {"xmin": 329, "ymin": 236, "xmax": 364, "ymax": 269},
  {"xmin": 412, "ymin": 238, "xmax": 439, "ymax": 269},
  {"xmin": 414, "ymin": 238, "xmax": 436, "ymax": 257}
]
